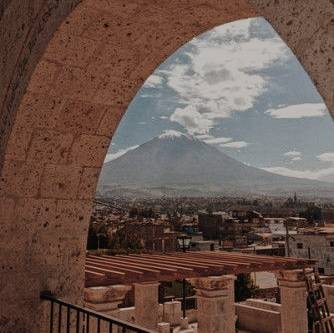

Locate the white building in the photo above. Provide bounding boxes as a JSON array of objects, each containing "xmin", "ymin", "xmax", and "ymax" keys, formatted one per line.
[{"xmin": 290, "ymin": 227, "xmax": 334, "ymax": 275}]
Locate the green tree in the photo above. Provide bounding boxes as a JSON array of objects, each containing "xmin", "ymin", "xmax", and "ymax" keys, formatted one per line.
[
  {"xmin": 87, "ymin": 224, "xmax": 98, "ymax": 249},
  {"xmin": 234, "ymin": 273, "xmax": 258, "ymax": 302},
  {"xmin": 300, "ymin": 205, "xmax": 322, "ymax": 222}
]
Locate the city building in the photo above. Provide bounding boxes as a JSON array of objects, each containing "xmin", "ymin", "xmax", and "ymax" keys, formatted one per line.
[
  {"xmin": 231, "ymin": 209, "xmax": 264, "ymax": 225},
  {"xmin": 119, "ymin": 221, "xmax": 179, "ymax": 252},
  {"xmin": 290, "ymin": 227, "xmax": 334, "ymax": 275},
  {"xmin": 198, "ymin": 212, "xmax": 253, "ymax": 248}
]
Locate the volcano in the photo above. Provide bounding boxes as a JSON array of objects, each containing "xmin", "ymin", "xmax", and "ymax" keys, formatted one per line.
[{"xmin": 98, "ymin": 131, "xmax": 334, "ymax": 198}]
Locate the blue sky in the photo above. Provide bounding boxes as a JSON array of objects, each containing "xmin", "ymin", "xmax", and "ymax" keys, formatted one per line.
[{"xmin": 105, "ymin": 17, "xmax": 334, "ymax": 183}]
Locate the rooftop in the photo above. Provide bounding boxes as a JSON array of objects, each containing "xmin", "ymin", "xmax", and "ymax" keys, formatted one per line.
[{"xmin": 297, "ymin": 227, "xmax": 334, "ymax": 235}]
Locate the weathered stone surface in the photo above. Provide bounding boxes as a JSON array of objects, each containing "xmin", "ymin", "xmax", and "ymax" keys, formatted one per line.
[
  {"xmin": 0, "ymin": 197, "xmax": 15, "ymax": 222},
  {"xmin": 189, "ymin": 275, "xmax": 235, "ymax": 293},
  {"xmin": 191, "ymin": 276, "xmax": 236, "ymax": 333},
  {"xmin": 27, "ymin": 129, "xmax": 74, "ymax": 164},
  {"xmin": 84, "ymin": 285, "xmax": 131, "ymax": 304},
  {"xmin": 158, "ymin": 322, "xmax": 171, "ymax": 333},
  {"xmin": 134, "ymin": 282, "xmax": 160, "ymax": 329},
  {"xmin": 323, "ymin": 284, "xmax": 334, "ymax": 313},
  {"xmin": 55, "ymin": 99, "xmax": 108, "ymax": 135},
  {"xmin": 276, "ymin": 268, "xmax": 312, "ymax": 285},
  {"xmin": 276, "ymin": 269, "xmax": 308, "ymax": 333},
  {"xmin": 68, "ymin": 134, "xmax": 110, "ymax": 167},
  {"xmin": 0, "ymin": 160, "xmax": 43, "ymax": 197},
  {"xmin": 1, "ymin": 1, "xmax": 334, "ymax": 332},
  {"xmin": 77, "ymin": 167, "xmax": 101, "ymax": 200},
  {"xmin": 163, "ymin": 301, "xmax": 182, "ymax": 326},
  {"xmin": 16, "ymin": 93, "xmax": 63, "ymax": 130},
  {"xmin": 180, "ymin": 317, "xmax": 190, "ymax": 330},
  {"xmin": 40, "ymin": 164, "xmax": 83, "ymax": 199},
  {"xmin": 236, "ymin": 302, "xmax": 282, "ymax": 333}
]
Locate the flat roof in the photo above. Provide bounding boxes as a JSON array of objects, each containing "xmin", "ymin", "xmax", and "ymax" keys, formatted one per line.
[
  {"xmin": 85, "ymin": 251, "xmax": 314, "ymax": 287},
  {"xmin": 297, "ymin": 227, "xmax": 334, "ymax": 235}
]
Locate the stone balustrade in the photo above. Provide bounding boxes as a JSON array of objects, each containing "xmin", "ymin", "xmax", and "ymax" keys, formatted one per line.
[{"xmin": 83, "ymin": 270, "xmax": 312, "ymax": 333}]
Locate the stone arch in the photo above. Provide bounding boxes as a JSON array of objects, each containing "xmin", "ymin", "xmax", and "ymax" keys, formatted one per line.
[{"xmin": 1, "ymin": 1, "xmax": 334, "ymax": 331}]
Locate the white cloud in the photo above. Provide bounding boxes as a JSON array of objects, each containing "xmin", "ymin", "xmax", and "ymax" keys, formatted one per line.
[
  {"xmin": 203, "ymin": 137, "xmax": 232, "ymax": 144},
  {"xmin": 262, "ymin": 166, "xmax": 334, "ymax": 181},
  {"xmin": 221, "ymin": 141, "xmax": 250, "ymax": 149},
  {"xmin": 140, "ymin": 93, "xmax": 159, "ymax": 98},
  {"xmin": 104, "ymin": 145, "xmax": 139, "ymax": 163},
  {"xmin": 143, "ymin": 74, "xmax": 163, "ymax": 88},
  {"xmin": 165, "ymin": 18, "xmax": 289, "ymax": 134},
  {"xmin": 284, "ymin": 151, "xmax": 302, "ymax": 162},
  {"xmin": 159, "ymin": 129, "xmax": 188, "ymax": 139},
  {"xmin": 196, "ymin": 134, "xmax": 212, "ymax": 140},
  {"xmin": 317, "ymin": 152, "xmax": 334, "ymax": 163},
  {"xmin": 160, "ymin": 116, "xmax": 168, "ymax": 120},
  {"xmin": 284, "ymin": 151, "xmax": 301, "ymax": 157},
  {"xmin": 266, "ymin": 103, "xmax": 327, "ymax": 119},
  {"xmin": 170, "ymin": 105, "xmax": 214, "ymax": 134},
  {"xmin": 263, "ymin": 151, "xmax": 334, "ymax": 182},
  {"xmin": 195, "ymin": 133, "xmax": 233, "ymax": 145}
]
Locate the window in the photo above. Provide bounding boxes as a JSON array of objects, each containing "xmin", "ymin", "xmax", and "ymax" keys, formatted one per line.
[
  {"xmin": 297, "ymin": 243, "xmax": 303, "ymax": 249},
  {"xmin": 330, "ymin": 241, "xmax": 334, "ymax": 247},
  {"xmin": 318, "ymin": 267, "xmax": 325, "ymax": 274}
]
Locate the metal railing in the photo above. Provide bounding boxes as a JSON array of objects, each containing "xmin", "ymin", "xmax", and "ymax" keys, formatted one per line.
[
  {"xmin": 41, "ymin": 292, "xmax": 156, "ymax": 333},
  {"xmin": 175, "ymin": 296, "xmax": 197, "ymax": 311}
]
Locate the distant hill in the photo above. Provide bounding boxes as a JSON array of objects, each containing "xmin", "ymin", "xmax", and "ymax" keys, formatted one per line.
[{"xmin": 98, "ymin": 131, "xmax": 334, "ymax": 198}]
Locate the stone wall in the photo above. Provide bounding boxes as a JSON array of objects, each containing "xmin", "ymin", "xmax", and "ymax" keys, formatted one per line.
[
  {"xmin": 0, "ymin": 1, "xmax": 256, "ymax": 331},
  {"xmin": 243, "ymin": 298, "xmax": 281, "ymax": 312},
  {"xmin": 236, "ymin": 302, "xmax": 281, "ymax": 333},
  {"xmin": 1, "ymin": 0, "xmax": 334, "ymax": 331},
  {"xmin": 323, "ymin": 284, "xmax": 334, "ymax": 313}
]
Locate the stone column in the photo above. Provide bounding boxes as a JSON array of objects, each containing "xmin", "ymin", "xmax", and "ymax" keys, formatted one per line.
[
  {"xmin": 276, "ymin": 269, "xmax": 308, "ymax": 333},
  {"xmin": 84, "ymin": 285, "xmax": 131, "ymax": 316},
  {"xmin": 134, "ymin": 282, "xmax": 160, "ymax": 329},
  {"xmin": 190, "ymin": 275, "xmax": 236, "ymax": 333}
]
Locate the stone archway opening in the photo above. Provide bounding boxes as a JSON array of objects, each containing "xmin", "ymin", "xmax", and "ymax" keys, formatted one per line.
[
  {"xmin": 1, "ymin": 1, "xmax": 334, "ymax": 332},
  {"xmin": 86, "ymin": 17, "xmax": 334, "ymax": 333}
]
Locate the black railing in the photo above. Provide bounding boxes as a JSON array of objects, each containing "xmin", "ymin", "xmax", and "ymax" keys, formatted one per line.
[
  {"xmin": 175, "ymin": 296, "xmax": 197, "ymax": 311},
  {"xmin": 41, "ymin": 292, "xmax": 156, "ymax": 333}
]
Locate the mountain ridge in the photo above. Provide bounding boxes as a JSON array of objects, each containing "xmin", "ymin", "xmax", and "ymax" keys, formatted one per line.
[{"xmin": 98, "ymin": 131, "xmax": 334, "ymax": 198}]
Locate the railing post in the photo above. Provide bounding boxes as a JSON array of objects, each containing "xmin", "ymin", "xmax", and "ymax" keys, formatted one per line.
[{"xmin": 40, "ymin": 292, "xmax": 157, "ymax": 333}]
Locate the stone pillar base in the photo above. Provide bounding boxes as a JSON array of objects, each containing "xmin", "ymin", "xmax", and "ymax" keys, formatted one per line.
[
  {"xmin": 276, "ymin": 269, "xmax": 308, "ymax": 333},
  {"xmin": 189, "ymin": 275, "xmax": 236, "ymax": 333}
]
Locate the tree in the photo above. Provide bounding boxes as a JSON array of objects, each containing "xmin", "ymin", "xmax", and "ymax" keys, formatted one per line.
[
  {"xmin": 234, "ymin": 273, "xmax": 258, "ymax": 302},
  {"xmin": 300, "ymin": 205, "xmax": 322, "ymax": 222},
  {"xmin": 86, "ymin": 224, "xmax": 109, "ymax": 250},
  {"xmin": 87, "ymin": 224, "xmax": 98, "ymax": 249}
]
